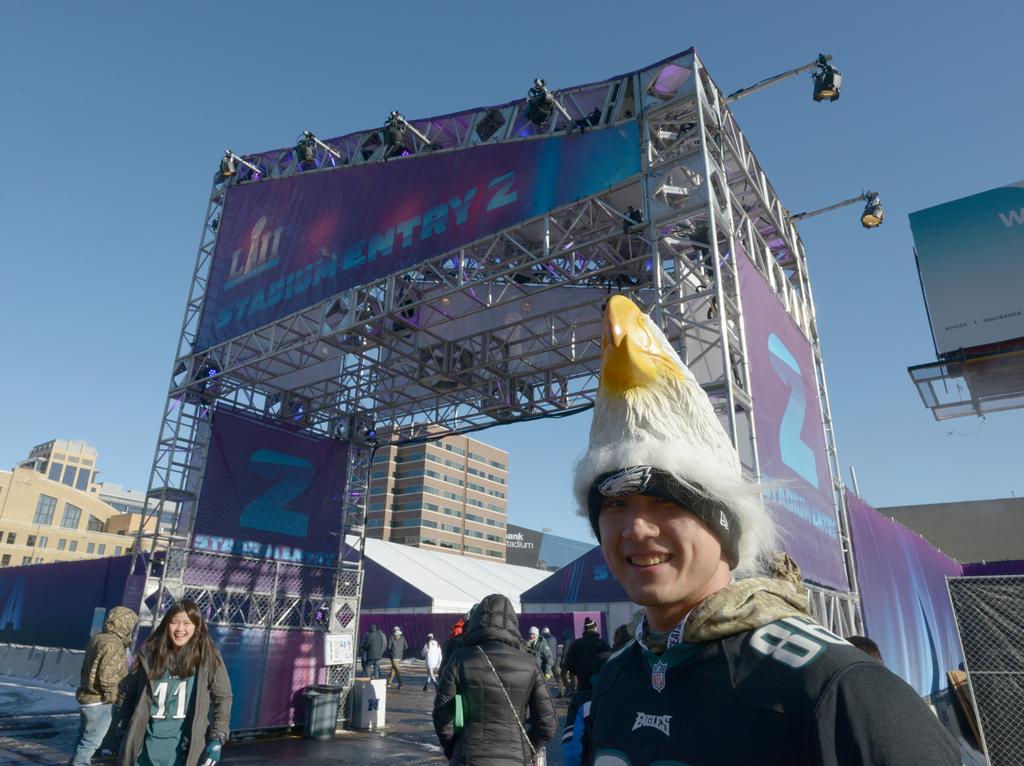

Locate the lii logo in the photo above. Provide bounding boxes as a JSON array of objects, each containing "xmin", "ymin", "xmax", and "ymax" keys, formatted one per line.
[{"xmin": 226, "ymin": 216, "xmax": 284, "ymax": 287}]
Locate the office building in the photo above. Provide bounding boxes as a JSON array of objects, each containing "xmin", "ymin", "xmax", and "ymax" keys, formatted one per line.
[{"xmin": 366, "ymin": 432, "xmax": 509, "ymax": 561}]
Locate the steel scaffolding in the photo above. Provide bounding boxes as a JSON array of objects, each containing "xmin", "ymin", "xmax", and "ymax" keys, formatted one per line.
[{"xmin": 130, "ymin": 47, "xmax": 861, "ymax": 725}]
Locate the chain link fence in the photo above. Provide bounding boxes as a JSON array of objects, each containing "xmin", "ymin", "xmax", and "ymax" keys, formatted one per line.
[{"xmin": 948, "ymin": 575, "xmax": 1024, "ymax": 766}]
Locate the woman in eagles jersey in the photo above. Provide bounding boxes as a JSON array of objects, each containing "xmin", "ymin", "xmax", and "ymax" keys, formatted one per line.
[{"xmin": 117, "ymin": 599, "xmax": 232, "ymax": 766}]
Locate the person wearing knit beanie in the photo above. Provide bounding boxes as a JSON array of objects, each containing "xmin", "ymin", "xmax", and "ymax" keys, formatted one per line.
[{"xmin": 579, "ymin": 295, "xmax": 959, "ymax": 766}]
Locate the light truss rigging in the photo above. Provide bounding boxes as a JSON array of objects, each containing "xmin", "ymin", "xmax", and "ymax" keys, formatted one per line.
[{"xmin": 131, "ymin": 48, "xmax": 862, "ymax": 724}]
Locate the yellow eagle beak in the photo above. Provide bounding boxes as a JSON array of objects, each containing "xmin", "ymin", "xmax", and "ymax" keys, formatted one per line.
[{"xmin": 600, "ymin": 295, "xmax": 660, "ymax": 393}]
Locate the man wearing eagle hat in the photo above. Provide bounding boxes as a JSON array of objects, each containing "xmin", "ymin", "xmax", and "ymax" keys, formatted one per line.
[{"xmin": 579, "ymin": 295, "xmax": 958, "ymax": 765}]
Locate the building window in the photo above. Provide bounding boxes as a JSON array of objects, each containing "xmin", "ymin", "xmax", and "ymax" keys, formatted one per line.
[
  {"xmin": 33, "ymin": 495, "xmax": 57, "ymax": 525},
  {"xmin": 75, "ymin": 470, "xmax": 91, "ymax": 491},
  {"xmin": 26, "ymin": 535, "xmax": 37, "ymax": 547},
  {"xmin": 97, "ymin": 544, "xmax": 105, "ymax": 555},
  {"xmin": 86, "ymin": 542, "xmax": 96, "ymax": 554},
  {"xmin": 68, "ymin": 540, "xmax": 78, "ymax": 552},
  {"xmin": 0, "ymin": 554, "xmax": 9, "ymax": 566},
  {"xmin": 58, "ymin": 539, "xmax": 67, "ymax": 551},
  {"xmin": 22, "ymin": 556, "xmax": 32, "ymax": 565},
  {"xmin": 365, "ymin": 519, "xmax": 385, "ymax": 528},
  {"xmin": 464, "ymin": 545, "xmax": 483, "ymax": 554},
  {"xmin": 48, "ymin": 462, "xmax": 63, "ymax": 481},
  {"xmin": 6, "ymin": 532, "xmax": 15, "ymax": 545},
  {"xmin": 486, "ymin": 550, "xmax": 504, "ymax": 558},
  {"xmin": 61, "ymin": 504, "xmax": 82, "ymax": 529},
  {"xmin": 114, "ymin": 546, "xmax": 123, "ymax": 556},
  {"xmin": 87, "ymin": 515, "xmax": 104, "ymax": 532},
  {"xmin": 62, "ymin": 465, "xmax": 78, "ymax": 487}
]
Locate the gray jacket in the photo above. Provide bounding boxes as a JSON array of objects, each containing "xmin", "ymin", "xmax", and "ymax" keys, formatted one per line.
[{"xmin": 117, "ymin": 648, "xmax": 232, "ymax": 766}]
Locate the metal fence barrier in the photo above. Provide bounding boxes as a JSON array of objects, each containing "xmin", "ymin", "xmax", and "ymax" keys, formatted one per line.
[{"xmin": 948, "ymin": 575, "xmax": 1024, "ymax": 766}]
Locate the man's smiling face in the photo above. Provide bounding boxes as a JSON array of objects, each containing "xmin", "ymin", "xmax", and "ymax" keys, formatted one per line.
[{"xmin": 598, "ymin": 494, "xmax": 731, "ymax": 632}]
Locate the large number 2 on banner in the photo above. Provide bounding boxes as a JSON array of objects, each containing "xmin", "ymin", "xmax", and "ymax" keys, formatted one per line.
[
  {"xmin": 767, "ymin": 333, "xmax": 819, "ymax": 488},
  {"xmin": 239, "ymin": 449, "xmax": 314, "ymax": 537}
]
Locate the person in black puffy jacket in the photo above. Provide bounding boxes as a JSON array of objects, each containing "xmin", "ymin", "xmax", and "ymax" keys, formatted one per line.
[{"xmin": 433, "ymin": 594, "xmax": 556, "ymax": 765}]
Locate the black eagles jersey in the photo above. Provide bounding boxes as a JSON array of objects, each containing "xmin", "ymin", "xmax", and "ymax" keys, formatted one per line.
[{"xmin": 589, "ymin": 616, "xmax": 960, "ymax": 766}]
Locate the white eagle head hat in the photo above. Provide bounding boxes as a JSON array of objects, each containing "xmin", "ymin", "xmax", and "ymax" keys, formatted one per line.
[{"xmin": 574, "ymin": 294, "xmax": 777, "ymax": 579}]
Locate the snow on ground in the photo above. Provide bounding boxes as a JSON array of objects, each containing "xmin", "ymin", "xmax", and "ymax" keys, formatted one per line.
[{"xmin": 0, "ymin": 675, "xmax": 80, "ymax": 765}]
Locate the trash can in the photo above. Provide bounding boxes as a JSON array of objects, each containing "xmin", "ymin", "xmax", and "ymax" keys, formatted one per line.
[
  {"xmin": 349, "ymin": 678, "xmax": 387, "ymax": 730},
  {"xmin": 303, "ymin": 685, "xmax": 343, "ymax": 740}
]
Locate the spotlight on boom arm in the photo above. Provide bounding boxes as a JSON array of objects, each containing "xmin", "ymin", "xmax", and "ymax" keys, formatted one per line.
[
  {"xmin": 790, "ymin": 191, "xmax": 884, "ymax": 229},
  {"xmin": 726, "ymin": 53, "xmax": 841, "ymax": 104},
  {"xmin": 218, "ymin": 150, "xmax": 261, "ymax": 181},
  {"xmin": 383, "ymin": 111, "xmax": 432, "ymax": 158}
]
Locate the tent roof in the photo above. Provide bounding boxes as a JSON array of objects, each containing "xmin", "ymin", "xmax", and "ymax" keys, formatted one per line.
[
  {"xmin": 362, "ymin": 537, "xmax": 552, "ymax": 613},
  {"xmin": 520, "ymin": 544, "xmax": 629, "ymax": 605}
]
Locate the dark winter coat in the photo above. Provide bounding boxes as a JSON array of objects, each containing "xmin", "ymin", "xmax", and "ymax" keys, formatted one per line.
[
  {"xmin": 525, "ymin": 636, "xmax": 554, "ymax": 675},
  {"xmin": 387, "ymin": 632, "xmax": 408, "ymax": 660},
  {"xmin": 542, "ymin": 633, "xmax": 558, "ymax": 669},
  {"xmin": 76, "ymin": 606, "xmax": 138, "ymax": 705},
  {"xmin": 561, "ymin": 630, "xmax": 611, "ymax": 692},
  {"xmin": 433, "ymin": 594, "xmax": 556, "ymax": 765},
  {"xmin": 361, "ymin": 626, "xmax": 387, "ymax": 661},
  {"xmin": 117, "ymin": 646, "xmax": 232, "ymax": 766}
]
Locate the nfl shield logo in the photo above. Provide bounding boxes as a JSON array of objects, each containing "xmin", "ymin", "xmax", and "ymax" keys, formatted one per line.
[{"xmin": 651, "ymin": 660, "xmax": 667, "ymax": 693}]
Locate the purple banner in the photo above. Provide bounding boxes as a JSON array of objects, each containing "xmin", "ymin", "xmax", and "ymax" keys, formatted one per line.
[
  {"xmin": 197, "ymin": 124, "xmax": 641, "ymax": 350},
  {"xmin": 0, "ymin": 555, "xmax": 135, "ymax": 649},
  {"xmin": 738, "ymin": 254, "xmax": 848, "ymax": 589},
  {"xmin": 209, "ymin": 626, "xmax": 322, "ymax": 731},
  {"xmin": 846, "ymin": 491, "xmax": 964, "ymax": 696},
  {"xmin": 192, "ymin": 408, "xmax": 348, "ymax": 567}
]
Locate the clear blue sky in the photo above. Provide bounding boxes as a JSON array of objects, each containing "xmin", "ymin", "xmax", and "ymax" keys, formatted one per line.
[{"xmin": 2, "ymin": 1, "xmax": 1021, "ymax": 543}]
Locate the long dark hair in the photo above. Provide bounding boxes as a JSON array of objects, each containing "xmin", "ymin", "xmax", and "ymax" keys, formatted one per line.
[{"xmin": 143, "ymin": 599, "xmax": 221, "ymax": 679}]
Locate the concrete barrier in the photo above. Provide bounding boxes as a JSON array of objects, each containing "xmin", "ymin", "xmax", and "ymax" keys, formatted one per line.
[
  {"xmin": 0, "ymin": 643, "xmax": 84, "ymax": 686},
  {"xmin": 39, "ymin": 647, "xmax": 84, "ymax": 685},
  {"xmin": 1, "ymin": 644, "xmax": 45, "ymax": 679}
]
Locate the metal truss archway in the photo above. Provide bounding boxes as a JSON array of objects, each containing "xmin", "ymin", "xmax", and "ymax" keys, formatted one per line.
[{"xmin": 131, "ymin": 47, "xmax": 861, "ymax": 723}]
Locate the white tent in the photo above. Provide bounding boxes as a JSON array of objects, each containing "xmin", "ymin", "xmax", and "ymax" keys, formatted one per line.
[{"xmin": 361, "ymin": 536, "xmax": 552, "ymax": 613}]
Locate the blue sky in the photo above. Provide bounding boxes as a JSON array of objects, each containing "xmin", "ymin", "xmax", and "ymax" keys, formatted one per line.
[{"xmin": 2, "ymin": 1, "xmax": 1021, "ymax": 543}]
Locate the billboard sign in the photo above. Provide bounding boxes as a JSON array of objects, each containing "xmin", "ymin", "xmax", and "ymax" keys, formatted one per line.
[
  {"xmin": 909, "ymin": 182, "xmax": 1024, "ymax": 355},
  {"xmin": 738, "ymin": 254, "xmax": 849, "ymax": 590},
  {"xmin": 197, "ymin": 124, "xmax": 641, "ymax": 350},
  {"xmin": 192, "ymin": 408, "xmax": 348, "ymax": 566},
  {"xmin": 505, "ymin": 524, "xmax": 543, "ymax": 568}
]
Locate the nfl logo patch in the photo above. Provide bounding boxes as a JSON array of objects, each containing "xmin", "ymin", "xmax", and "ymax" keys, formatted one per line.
[{"xmin": 651, "ymin": 660, "xmax": 667, "ymax": 693}]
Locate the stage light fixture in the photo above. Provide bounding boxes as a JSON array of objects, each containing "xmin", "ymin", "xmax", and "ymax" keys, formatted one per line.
[
  {"xmin": 525, "ymin": 79, "xmax": 572, "ymax": 128},
  {"xmin": 525, "ymin": 79, "xmax": 555, "ymax": 126},
  {"xmin": 812, "ymin": 54, "xmax": 842, "ymax": 102},
  {"xmin": 384, "ymin": 111, "xmax": 409, "ymax": 158},
  {"xmin": 218, "ymin": 150, "xmax": 261, "ymax": 182},
  {"xmin": 296, "ymin": 133, "xmax": 316, "ymax": 167},
  {"xmin": 297, "ymin": 130, "xmax": 343, "ymax": 168},
  {"xmin": 860, "ymin": 192, "xmax": 884, "ymax": 228}
]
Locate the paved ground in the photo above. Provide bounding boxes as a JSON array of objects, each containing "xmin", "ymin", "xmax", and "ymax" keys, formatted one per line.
[{"xmin": 0, "ymin": 672, "xmax": 570, "ymax": 765}]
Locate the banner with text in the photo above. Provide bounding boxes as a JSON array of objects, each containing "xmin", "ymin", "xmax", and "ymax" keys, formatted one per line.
[
  {"xmin": 192, "ymin": 408, "xmax": 348, "ymax": 566},
  {"xmin": 197, "ymin": 124, "xmax": 641, "ymax": 350},
  {"xmin": 738, "ymin": 254, "xmax": 848, "ymax": 589},
  {"xmin": 909, "ymin": 181, "xmax": 1024, "ymax": 355}
]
